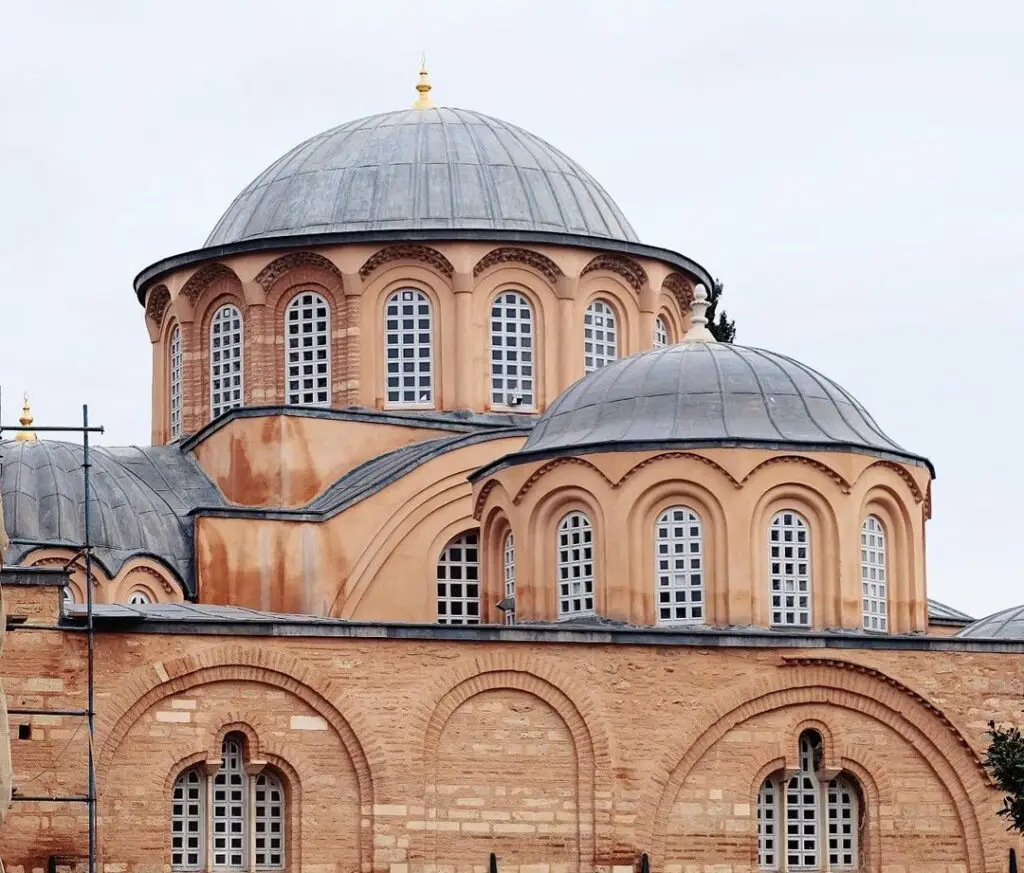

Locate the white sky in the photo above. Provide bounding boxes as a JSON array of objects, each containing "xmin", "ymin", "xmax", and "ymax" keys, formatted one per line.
[{"xmin": 1, "ymin": 1, "xmax": 1021, "ymax": 618}]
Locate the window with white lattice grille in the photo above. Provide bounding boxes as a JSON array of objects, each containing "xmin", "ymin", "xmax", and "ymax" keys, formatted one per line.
[
  {"xmin": 213, "ymin": 738, "xmax": 247, "ymax": 869},
  {"xmin": 786, "ymin": 732, "xmax": 821, "ymax": 869},
  {"xmin": 654, "ymin": 315, "xmax": 669, "ymax": 348},
  {"xmin": 170, "ymin": 325, "xmax": 183, "ymax": 439},
  {"xmin": 584, "ymin": 300, "xmax": 618, "ymax": 373},
  {"xmin": 171, "ymin": 767, "xmax": 204, "ymax": 870},
  {"xmin": 827, "ymin": 776, "xmax": 857, "ymax": 869},
  {"xmin": 385, "ymin": 289, "xmax": 433, "ymax": 405},
  {"xmin": 503, "ymin": 532, "xmax": 516, "ymax": 625},
  {"xmin": 557, "ymin": 512, "xmax": 594, "ymax": 618},
  {"xmin": 437, "ymin": 532, "xmax": 480, "ymax": 624},
  {"xmin": 490, "ymin": 291, "xmax": 534, "ymax": 409},
  {"xmin": 757, "ymin": 778, "xmax": 778, "ymax": 870},
  {"xmin": 285, "ymin": 291, "xmax": 331, "ymax": 406},
  {"xmin": 769, "ymin": 511, "xmax": 811, "ymax": 627},
  {"xmin": 254, "ymin": 771, "xmax": 285, "ymax": 868},
  {"xmin": 655, "ymin": 506, "xmax": 704, "ymax": 624},
  {"xmin": 860, "ymin": 515, "xmax": 888, "ymax": 632},
  {"xmin": 211, "ymin": 305, "xmax": 244, "ymax": 419}
]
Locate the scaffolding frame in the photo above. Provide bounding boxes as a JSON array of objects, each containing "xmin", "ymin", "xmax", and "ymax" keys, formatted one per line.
[{"xmin": 1, "ymin": 388, "xmax": 104, "ymax": 873}]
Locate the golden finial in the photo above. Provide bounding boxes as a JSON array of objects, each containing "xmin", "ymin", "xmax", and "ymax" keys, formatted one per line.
[
  {"xmin": 413, "ymin": 53, "xmax": 435, "ymax": 110},
  {"xmin": 14, "ymin": 393, "xmax": 36, "ymax": 442}
]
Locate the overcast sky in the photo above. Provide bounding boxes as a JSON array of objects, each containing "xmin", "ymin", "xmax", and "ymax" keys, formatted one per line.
[{"xmin": 1, "ymin": 1, "xmax": 1021, "ymax": 618}]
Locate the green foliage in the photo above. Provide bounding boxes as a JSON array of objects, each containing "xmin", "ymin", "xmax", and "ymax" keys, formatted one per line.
[
  {"xmin": 707, "ymin": 280, "xmax": 736, "ymax": 343},
  {"xmin": 986, "ymin": 718, "xmax": 1024, "ymax": 833}
]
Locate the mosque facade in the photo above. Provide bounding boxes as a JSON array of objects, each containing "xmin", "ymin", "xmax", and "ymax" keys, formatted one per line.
[{"xmin": 0, "ymin": 69, "xmax": 1022, "ymax": 873}]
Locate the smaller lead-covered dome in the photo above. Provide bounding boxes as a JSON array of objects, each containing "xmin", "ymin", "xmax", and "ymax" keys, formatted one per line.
[
  {"xmin": 956, "ymin": 605, "xmax": 1024, "ymax": 640},
  {"xmin": 520, "ymin": 342, "xmax": 929, "ymax": 468}
]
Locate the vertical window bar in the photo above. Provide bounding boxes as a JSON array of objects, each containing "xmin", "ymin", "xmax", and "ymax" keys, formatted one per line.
[
  {"xmin": 169, "ymin": 325, "xmax": 183, "ymax": 439},
  {"xmin": 503, "ymin": 532, "xmax": 516, "ymax": 625},
  {"xmin": 212, "ymin": 738, "xmax": 247, "ymax": 870},
  {"xmin": 285, "ymin": 291, "xmax": 331, "ymax": 407},
  {"xmin": 786, "ymin": 734, "xmax": 821, "ymax": 870}
]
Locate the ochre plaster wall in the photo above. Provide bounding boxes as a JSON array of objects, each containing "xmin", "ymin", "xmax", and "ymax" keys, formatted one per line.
[
  {"xmin": 17, "ymin": 549, "xmax": 185, "ymax": 605},
  {"xmin": 476, "ymin": 447, "xmax": 931, "ymax": 632},
  {"xmin": 191, "ymin": 414, "xmax": 456, "ymax": 508},
  {"xmin": 143, "ymin": 243, "xmax": 697, "ymax": 444},
  {"xmin": 0, "ymin": 581, "xmax": 1020, "ymax": 873}
]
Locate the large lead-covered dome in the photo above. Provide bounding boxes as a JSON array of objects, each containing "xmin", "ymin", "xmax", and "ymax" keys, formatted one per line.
[
  {"xmin": 517, "ymin": 342, "xmax": 931, "ymax": 469},
  {"xmin": 205, "ymin": 107, "xmax": 638, "ymax": 247}
]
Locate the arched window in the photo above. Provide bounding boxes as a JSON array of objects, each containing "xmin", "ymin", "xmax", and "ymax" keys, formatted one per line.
[
  {"xmin": 503, "ymin": 532, "xmax": 516, "ymax": 625},
  {"xmin": 583, "ymin": 300, "xmax": 618, "ymax": 373},
  {"xmin": 171, "ymin": 734, "xmax": 286, "ymax": 871},
  {"xmin": 557, "ymin": 511, "xmax": 594, "ymax": 618},
  {"xmin": 756, "ymin": 731, "xmax": 861, "ymax": 872},
  {"xmin": 860, "ymin": 515, "xmax": 888, "ymax": 632},
  {"xmin": 436, "ymin": 532, "xmax": 480, "ymax": 624},
  {"xmin": 385, "ymin": 289, "xmax": 433, "ymax": 406},
  {"xmin": 655, "ymin": 506, "xmax": 704, "ymax": 624},
  {"xmin": 169, "ymin": 325, "xmax": 183, "ymax": 439},
  {"xmin": 127, "ymin": 590, "xmax": 152, "ymax": 605},
  {"xmin": 490, "ymin": 291, "xmax": 534, "ymax": 409},
  {"xmin": 654, "ymin": 315, "xmax": 669, "ymax": 348},
  {"xmin": 769, "ymin": 510, "xmax": 811, "ymax": 628},
  {"xmin": 285, "ymin": 291, "xmax": 331, "ymax": 407},
  {"xmin": 210, "ymin": 304, "xmax": 244, "ymax": 419}
]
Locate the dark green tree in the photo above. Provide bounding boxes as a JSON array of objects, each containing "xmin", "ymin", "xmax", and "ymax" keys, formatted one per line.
[
  {"xmin": 986, "ymin": 715, "xmax": 1024, "ymax": 833},
  {"xmin": 706, "ymin": 279, "xmax": 736, "ymax": 343}
]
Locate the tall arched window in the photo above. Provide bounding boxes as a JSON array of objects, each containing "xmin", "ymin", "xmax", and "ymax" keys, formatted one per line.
[
  {"xmin": 503, "ymin": 532, "xmax": 516, "ymax": 625},
  {"xmin": 285, "ymin": 291, "xmax": 331, "ymax": 406},
  {"xmin": 769, "ymin": 510, "xmax": 811, "ymax": 628},
  {"xmin": 436, "ymin": 532, "xmax": 480, "ymax": 624},
  {"xmin": 655, "ymin": 506, "xmax": 704, "ymax": 624},
  {"xmin": 385, "ymin": 289, "xmax": 433, "ymax": 406},
  {"xmin": 490, "ymin": 291, "xmax": 534, "ymax": 409},
  {"xmin": 654, "ymin": 315, "xmax": 669, "ymax": 348},
  {"xmin": 171, "ymin": 734, "xmax": 286, "ymax": 871},
  {"xmin": 860, "ymin": 515, "xmax": 888, "ymax": 632},
  {"xmin": 557, "ymin": 511, "xmax": 594, "ymax": 618},
  {"xmin": 210, "ymin": 304, "xmax": 244, "ymax": 419},
  {"xmin": 583, "ymin": 300, "xmax": 618, "ymax": 373},
  {"xmin": 169, "ymin": 325, "xmax": 183, "ymax": 439},
  {"xmin": 757, "ymin": 731, "xmax": 861, "ymax": 872}
]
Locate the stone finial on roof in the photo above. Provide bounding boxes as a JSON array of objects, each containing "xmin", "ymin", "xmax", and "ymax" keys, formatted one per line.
[
  {"xmin": 14, "ymin": 393, "xmax": 36, "ymax": 442},
  {"xmin": 413, "ymin": 54, "xmax": 434, "ymax": 109},
  {"xmin": 682, "ymin": 283, "xmax": 716, "ymax": 344}
]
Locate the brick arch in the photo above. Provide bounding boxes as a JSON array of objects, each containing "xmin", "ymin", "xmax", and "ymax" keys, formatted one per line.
[
  {"xmin": 96, "ymin": 646, "xmax": 378, "ymax": 873},
  {"xmin": 473, "ymin": 247, "xmax": 563, "ymax": 284},
  {"xmin": 662, "ymin": 272, "xmax": 695, "ymax": 312},
  {"xmin": 359, "ymin": 244, "xmax": 454, "ymax": 279},
  {"xmin": 642, "ymin": 662, "xmax": 989, "ymax": 871},
  {"xmin": 255, "ymin": 251, "xmax": 344, "ymax": 294},
  {"xmin": 857, "ymin": 460, "xmax": 926, "ymax": 504},
  {"xmin": 145, "ymin": 284, "xmax": 171, "ymax": 327},
  {"xmin": 181, "ymin": 262, "xmax": 239, "ymax": 305},
  {"xmin": 513, "ymin": 456, "xmax": 615, "ymax": 504},
  {"xmin": 616, "ymin": 451, "xmax": 740, "ymax": 489},
  {"xmin": 580, "ymin": 253, "xmax": 647, "ymax": 292},
  {"xmin": 740, "ymin": 454, "xmax": 852, "ymax": 493},
  {"xmin": 411, "ymin": 659, "xmax": 612, "ymax": 868}
]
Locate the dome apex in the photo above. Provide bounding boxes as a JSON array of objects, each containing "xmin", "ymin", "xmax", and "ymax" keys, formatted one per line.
[{"xmin": 206, "ymin": 107, "xmax": 638, "ymax": 247}]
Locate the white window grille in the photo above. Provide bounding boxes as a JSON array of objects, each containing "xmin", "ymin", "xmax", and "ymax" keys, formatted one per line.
[
  {"xmin": 827, "ymin": 776, "xmax": 858, "ymax": 869},
  {"xmin": 860, "ymin": 515, "xmax": 888, "ymax": 632},
  {"xmin": 655, "ymin": 506, "xmax": 704, "ymax": 624},
  {"xmin": 769, "ymin": 511, "xmax": 811, "ymax": 628},
  {"xmin": 583, "ymin": 300, "xmax": 618, "ymax": 373},
  {"xmin": 254, "ymin": 771, "xmax": 285, "ymax": 868},
  {"xmin": 557, "ymin": 511, "xmax": 595, "ymax": 618},
  {"xmin": 654, "ymin": 315, "xmax": 669, "ymax": 348},
  {"xmin": 490, "ymin": 291, "xmax": 534, "ymax": 409},
  {"xmin": 210, "ymin": 305, "xmax": 244, "ymax": 419},
  {"xmin": 757, "ymin": 778, "xmax": 778, "ymax": 871},
  {"xmin": 503, "ymin": 532, "xmax": 516, "ymax": 625},
  {"xmin": 786, "ymin": 733, "xmax": 821, "ymax": 870},
  {"xmin": 437, "ymin": 532, "xmax": 480, "ymax": 624},
  {"xmin": 172, "ymin": 767, "xmax": 205, "ymax": 870},
  {"xmin": 285, "ymin": 291, "xmax": 331, "ymax": 406},
  {"xmin": 170, "ymin": 325, "xmax": 183, "ymax": 439},
  {"xmin": 385, "ymin": 289, "xmax": 433, "ymax": 406},
  {"xmin": 127, "ymin": 591, "xmax": 152, "ymax": 605},
  {"xmin": 212, "ymin": 738, "xmax": 247, "ymax": 869}
]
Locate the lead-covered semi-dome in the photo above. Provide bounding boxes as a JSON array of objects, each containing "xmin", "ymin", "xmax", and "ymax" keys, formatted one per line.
[
  {"xmin": 206, "ymin": 107, "xmax": 638, "ymax": 247},
  {"xmin": 513, "ymin": 341, "xmax": 932, "ymax": 469},
  {"xmin": 956, "ymin": 605, "xmax": 1024, "ymax": 640}
]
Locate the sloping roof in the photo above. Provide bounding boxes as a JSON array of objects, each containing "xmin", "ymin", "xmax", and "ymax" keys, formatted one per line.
[
  {"xmin": 927, "ymin": 598, "xmax": 974, "ymax": 623},
  {"xmin": 956, "ymin": 604, "xmax": 1024, "ymax": 639}
]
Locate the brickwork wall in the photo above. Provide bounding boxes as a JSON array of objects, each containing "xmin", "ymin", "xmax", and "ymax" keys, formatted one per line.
[{"xmin": 1, "ymin": 592, "xmax": 1022, "ymax": 873}]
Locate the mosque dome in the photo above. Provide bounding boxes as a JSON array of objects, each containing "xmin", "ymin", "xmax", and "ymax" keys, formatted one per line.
[
  {"xmin": 515, "ymin": 339, "xmax": 930, "ymax": 470},
  {"xmin": 956, "ymin": 605, "xmax": 1024, "ymax": 640},
  {"xmin": 205, "ymin": 106, "xmax": 638, "ymax": 247}
]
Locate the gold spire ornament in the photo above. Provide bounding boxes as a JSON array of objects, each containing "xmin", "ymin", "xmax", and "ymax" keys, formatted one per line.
[
  {"xmin": 412, "ymin": 54, "xmax": 435, "ymax": 110},
  {"xmin": 14, "ymin": 393, "xmax": 36, "ymax": 442}
]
